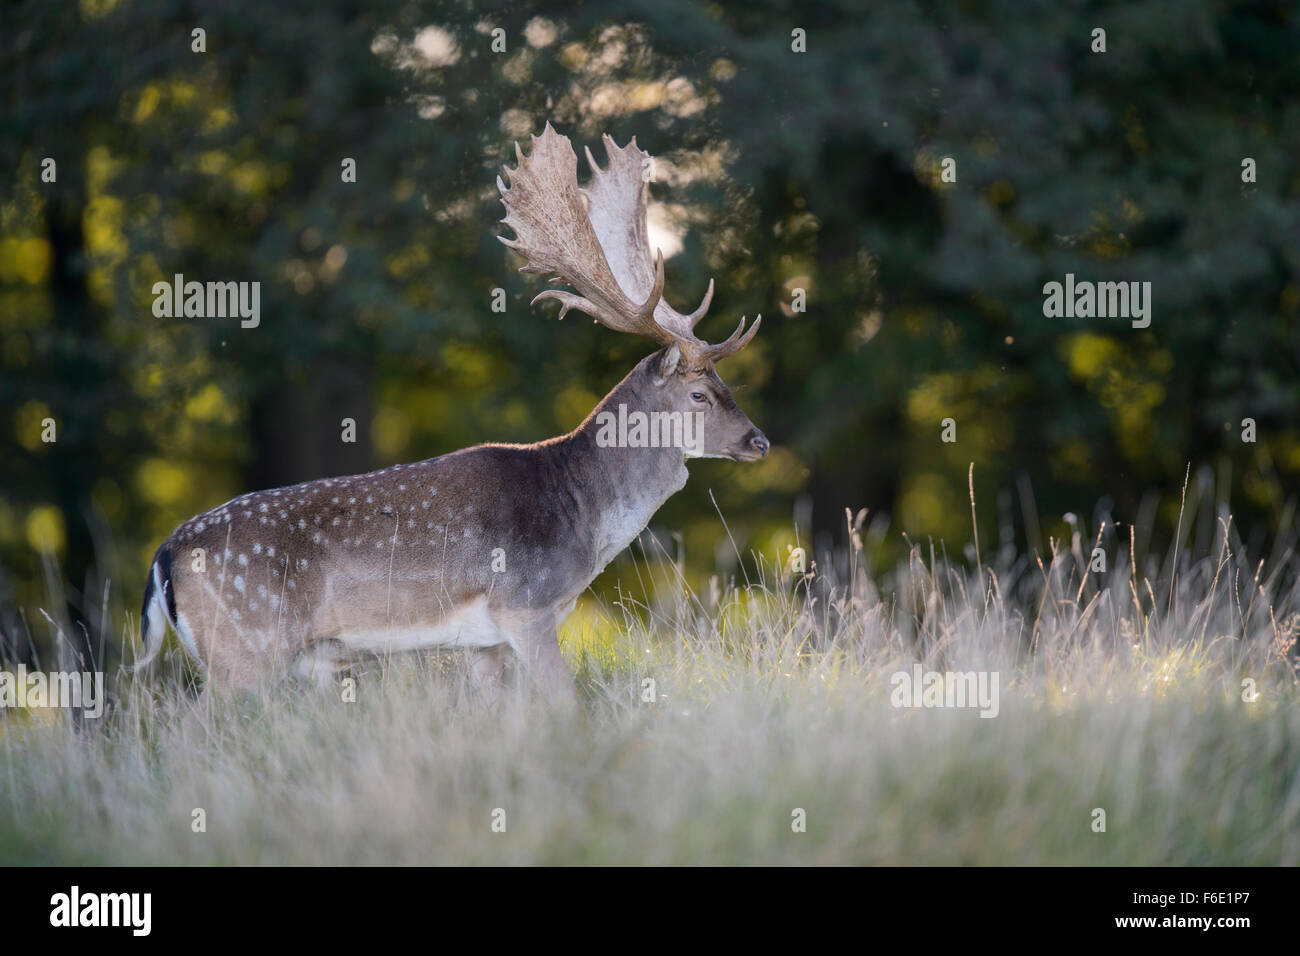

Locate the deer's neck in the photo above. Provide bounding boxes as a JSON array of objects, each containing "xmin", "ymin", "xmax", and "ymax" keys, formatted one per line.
[{"xmin": 547, "ymin": 357, "xmax": 688, "ymax": 566}]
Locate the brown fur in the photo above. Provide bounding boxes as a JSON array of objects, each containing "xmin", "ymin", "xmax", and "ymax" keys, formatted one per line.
[{"xmin": 142, "ymin": 349, "xmax": 766, "ymax": 695}]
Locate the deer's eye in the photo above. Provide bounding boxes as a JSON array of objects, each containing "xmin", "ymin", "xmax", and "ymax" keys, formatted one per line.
[{"xmin": 690, "ymin": 391, "xmax": 708, "ymax": 403}]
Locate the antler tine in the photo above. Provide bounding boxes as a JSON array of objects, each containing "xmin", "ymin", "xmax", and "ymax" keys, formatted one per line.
[
  {"xmin": 700, "ymin": 314, "xmax": 762, "ymax": 363},
  {"xmin": 641, "ymin": 248, "xmax": 666, "ymax": 322},
  {"xmin": 683, "ymin": 278, "xmax": 715, "ymax": 330}
]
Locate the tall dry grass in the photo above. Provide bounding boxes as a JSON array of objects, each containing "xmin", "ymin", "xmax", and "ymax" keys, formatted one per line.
[{"xmin": 1, "ymin": 485, "xmax": 1297, "ymax": 864}]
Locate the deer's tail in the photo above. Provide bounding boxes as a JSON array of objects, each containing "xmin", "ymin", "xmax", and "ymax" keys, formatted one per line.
[{"xmin": 135, "ymin": 544, "xmax": 177, "ymax": 673}]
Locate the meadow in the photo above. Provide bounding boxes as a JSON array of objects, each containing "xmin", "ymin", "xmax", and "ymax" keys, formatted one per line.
[{"xmin": 1, "ymin": 498, "xmax": 1297, "ymax": 866}]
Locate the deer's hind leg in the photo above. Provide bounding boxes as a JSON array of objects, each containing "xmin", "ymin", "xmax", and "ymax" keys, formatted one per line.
[
  {"xmin": 470, "ymin": 643, "xmax": 513, "ymax": 685},
  {"xmin": 293, "ymin": 638, "xmax": 352, "ymax": 689}
]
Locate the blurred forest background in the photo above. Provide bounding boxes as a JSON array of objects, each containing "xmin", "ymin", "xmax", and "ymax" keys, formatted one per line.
[{"xmin": 1, "ymin": 0, "xmax": 1298, "ymax": 663}]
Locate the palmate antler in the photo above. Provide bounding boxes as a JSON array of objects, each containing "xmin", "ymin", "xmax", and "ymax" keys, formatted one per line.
[{"xmin": 497, "ymin": 123, "xmax": 759, "ymax": 368}]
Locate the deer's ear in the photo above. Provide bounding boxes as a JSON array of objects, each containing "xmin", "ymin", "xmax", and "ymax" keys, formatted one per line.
[{"xmin": 655, "ymin": 343, "xmax": 681, "ymax": 384}]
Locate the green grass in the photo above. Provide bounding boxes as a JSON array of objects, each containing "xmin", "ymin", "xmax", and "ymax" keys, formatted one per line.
[{"xmin": 2, "ymin": 512, "xmax": 1298, "ymax": 865}]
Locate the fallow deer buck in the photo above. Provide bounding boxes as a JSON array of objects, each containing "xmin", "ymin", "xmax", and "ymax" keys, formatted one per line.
[{"xmin": 137, "ymin": 123, "xmax": 767, "ymax": 697}]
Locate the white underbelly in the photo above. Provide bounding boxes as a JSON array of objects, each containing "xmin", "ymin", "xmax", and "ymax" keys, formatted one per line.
[{"xmin": 334, "ymin": 598, "xmax": 507, "ymax": 652}]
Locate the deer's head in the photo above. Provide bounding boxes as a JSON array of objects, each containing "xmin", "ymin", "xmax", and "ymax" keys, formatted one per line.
[{"xmin": 498, "ymin": 124, "xmax": 768, "ymax": 463}]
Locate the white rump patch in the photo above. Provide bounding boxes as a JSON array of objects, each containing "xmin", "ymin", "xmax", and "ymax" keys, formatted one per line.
[{"xmin": 173, "ymin": 610, "xmax": 201, "ymax": 659}]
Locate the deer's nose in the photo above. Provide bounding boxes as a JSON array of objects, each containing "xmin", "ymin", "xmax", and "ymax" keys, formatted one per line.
[{"xmin": 746, "ymin": 430, "xmax": 770, "ymax": 458}]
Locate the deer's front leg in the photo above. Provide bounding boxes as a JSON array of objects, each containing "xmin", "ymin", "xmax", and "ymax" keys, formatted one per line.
[{"xmin": 495, "ymin": 610, "xmax": 577, "ymax": 706}]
